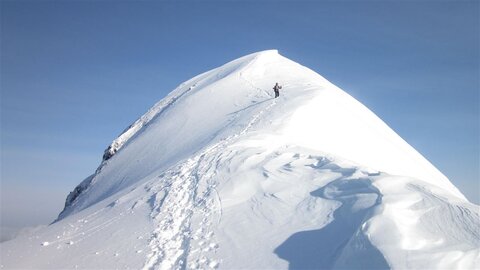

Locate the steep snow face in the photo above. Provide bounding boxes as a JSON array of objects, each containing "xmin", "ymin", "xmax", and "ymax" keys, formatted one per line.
[
  {"xmin": 2, "ymin": 50, "xmax": 478, "ymax": 270},
  {"xmin": 59, "ymin": 50, "xmax": 465, "ymax": 219}
]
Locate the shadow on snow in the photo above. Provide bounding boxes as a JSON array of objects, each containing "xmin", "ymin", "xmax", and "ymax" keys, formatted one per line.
[{"xmin": 274, "ymin": 178, "xmax": 389, "ymax": 270}]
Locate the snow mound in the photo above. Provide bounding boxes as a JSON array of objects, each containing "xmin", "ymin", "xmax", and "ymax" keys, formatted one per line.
[{"xmin": 1, "ymin": 50, "xmax": 478, "ymax": 269}]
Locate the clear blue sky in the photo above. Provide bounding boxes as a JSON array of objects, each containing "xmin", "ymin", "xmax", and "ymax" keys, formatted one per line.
[{"xmin": 1, "ymin": 1, "xmax": 478, "ymax": 239}]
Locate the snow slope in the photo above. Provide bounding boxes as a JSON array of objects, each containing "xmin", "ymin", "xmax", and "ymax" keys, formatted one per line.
[{"xmin": 1, "ymin": 50, "xmax": 478, "ymax": 269}]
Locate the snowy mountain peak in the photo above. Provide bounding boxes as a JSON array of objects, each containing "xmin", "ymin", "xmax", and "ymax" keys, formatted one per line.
[
  {"xmin": 2, "ymin": 51, "xmax": 478, "ymax": 270},
  {"xmin": 59, "ymin": 50, "xmax": 465, "ymax": 220}
]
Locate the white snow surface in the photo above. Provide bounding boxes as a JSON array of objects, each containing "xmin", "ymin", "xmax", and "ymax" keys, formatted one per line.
[{"xmin": 1, "ymin": 50, "xmax": 478, "ymax": 269}]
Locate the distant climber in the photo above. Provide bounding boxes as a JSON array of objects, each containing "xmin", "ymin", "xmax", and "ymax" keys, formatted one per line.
[{"xmin": 273, "ymin": 82, "xmax": 282, "ymax": 98}]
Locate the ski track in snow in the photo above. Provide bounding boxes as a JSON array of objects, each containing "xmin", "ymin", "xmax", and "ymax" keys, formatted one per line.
[
  {"xmin": 143, "ymin": 75, "xmax": 277, "ymax": 270},
  {"xmin": 41, "ymin": 207, "xmax": 120, "ymax": 248}
]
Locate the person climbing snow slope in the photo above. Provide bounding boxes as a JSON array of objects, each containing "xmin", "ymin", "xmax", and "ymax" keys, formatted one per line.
[{"xmin": 273, "ymin": 82, "xmax": 282, "ymax": 98}]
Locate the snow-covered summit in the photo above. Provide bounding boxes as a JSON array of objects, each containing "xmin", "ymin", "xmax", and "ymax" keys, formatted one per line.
[
  {"xmin": 58, "ymin": 49, "xmax": 465, "ymax": 220},
  {"xmin": 1, "ymin": 50, "xmax": 478, "ymax": 269}
]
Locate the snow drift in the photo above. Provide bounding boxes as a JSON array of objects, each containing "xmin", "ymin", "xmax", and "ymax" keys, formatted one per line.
[{"xmin": 1, "ymin": 50, "xmax": 478, "ymax": 269}]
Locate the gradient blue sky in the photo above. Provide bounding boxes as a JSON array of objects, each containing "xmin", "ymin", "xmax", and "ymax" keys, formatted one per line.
[{"xmin": 1, "ymin": 1, "xmax": 478, "ymax": 239}]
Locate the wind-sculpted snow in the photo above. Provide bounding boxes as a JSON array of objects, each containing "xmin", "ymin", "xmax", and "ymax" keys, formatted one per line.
[
  {"xmin": 368, "ymin": 176, "xmax": 480, "ymax": 269},
  {"xmin": 275, "ymin": 176, "xmax": 388, "ymax": 269},
  {"xmin": 2, "ymin": 50, "xmax": 478, "ymax": 269}
]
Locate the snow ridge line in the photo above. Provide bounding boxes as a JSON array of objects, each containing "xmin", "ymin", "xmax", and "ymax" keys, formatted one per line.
[
  {"xmin": 57, "ymin": 84, "xmax": 202, "ymax": 222},
  {"xmin": 104, "ymin": 83, "xmax": 198, "ymax": 162}
]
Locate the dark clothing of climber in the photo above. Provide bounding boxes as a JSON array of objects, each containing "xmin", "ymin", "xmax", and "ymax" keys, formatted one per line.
[{"xmin": 273, "ymin": 83, "xmax": 282, "ymax": 98}]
